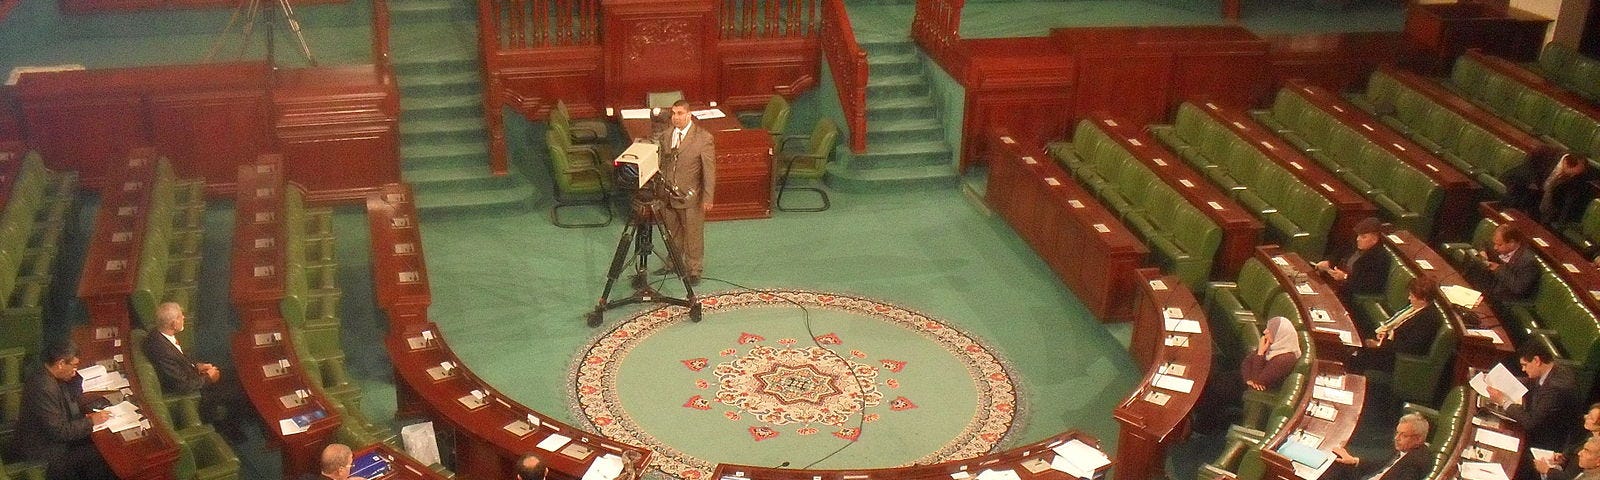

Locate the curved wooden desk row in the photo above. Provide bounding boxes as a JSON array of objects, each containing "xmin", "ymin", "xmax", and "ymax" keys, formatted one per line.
[
  {"xmin": 712, "ymin": 431, "xmax": 1111, "ymax": 480},
  {"xmin": 984, "ymin": 128, "xmax": 1149, "ymax": 321},
  {"xmin": 1189, "ymin": 98, "xmax": 1378, "ymax": 254},
  {"xmin": 1260, "ymin": 360, "xmax": 1367, "ymax": 480},
  {"xmin": 1378, "ymin": 229, "xmax": 1516, "ymax": 382},
  {"xmin": 1254, "ymin": 245, "xmax": 1365, "ymax": 359},
  {"xmin": 1479, "ymin": 202, "xmax": 1600, "ymax": 312},
  {"xmin": 1116, "ymin": 268, "xmax": 1213, "ymax": 480},
  {"xmin": 365, "ymin": 185, "xmax": 652, "ymax": 478},
  {"xmin": 1438, "ymin": 390, "xmax": 1524, "ymax": 480},
  {"xmin": 1463, "ymin": 49, "xmax": 1600, "ymax": 122},
  {"xmin": 1283, "ymin": 80, "xmax": 1481, "ymax": 241},
  {"xmin": 76, "ymin": 148, "xmax": 163, "ymax": 325},
  {"xmin": 1088, "ymin": 112, "xmax": 1263, "ymax": 278},
  {"xmin": 230, "ymin": 156, "xmax": 290, "ymax": 307},
  {"xmin": 70, "ymin": 324, "xmax": 183, "ymax": 480}
]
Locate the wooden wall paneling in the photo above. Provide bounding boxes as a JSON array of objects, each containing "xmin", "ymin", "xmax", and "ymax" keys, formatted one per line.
[
  {"xmin": 492, "ymin": 46, "xmax": 606, "ymax": 119},
  {"xmin": 705, "ymin": 129, "xmax": 773, "ymax": 221},
  {"xmin": 21, "ymin": 94, "xmax": 147, "ymax": 187},
  {"xmin": 716, "ymin": 37, "xmax": 819, "ymax": 111},
  {"xmin": 1403, "ymin": 3, "xmax": 1551, "ymax": 74},
  {"xmin": 148, "ymin": 90, "xmax": 272, "ymax": 196},
  {"xmin": 0, "ymin": 87, "xmax": 20, "ymax": 143},
  {"xmin": 273, "ymin": 65, "xmax": 401, "ymax": 204},
  {"xmin": 958, "ymin": 37, "xmax": 1074, "ymax": 172},
  {"xmin": 602, "ymin": 0, "xmax": 719, "ymax": 105},
  {"xmin": 1054, "ymin": 26, "xmax": 1270, "ymax": 127},
  {"xmin": 1170, "ymin": 48, "xmax": 1271, "ymax": 112},
  {"xmin": 1266, "ymin": 32, "xmax": 1404, "ymax": 94},
  {"xmin": 1069, "ymin": 53, "xmax": 1173, "ymax": 130}
]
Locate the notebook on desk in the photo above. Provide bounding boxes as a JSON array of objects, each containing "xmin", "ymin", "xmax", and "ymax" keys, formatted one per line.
[{"xmin": 351, "ymin": 449, "xmax": 392, "ymax": 479}]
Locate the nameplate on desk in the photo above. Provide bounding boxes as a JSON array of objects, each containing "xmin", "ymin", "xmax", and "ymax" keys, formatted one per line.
[
  {"xmin": 1143, "ymin": 390, "xmax": 1171, "ymax": 406},
  {"xmin": 457, "ymin": 393, "xmax": 489, "ymax": 410},
  {"xmin": 1271, "ymin": 255, "xmax": 1290, "ymax": 266},
  {"xmin": 398, "ymin": 271, "xmax": 421, "ymax": 283},
  {"xmin": 1499, "ymin": 211, "xmax": 1515, "ymax": 221},
  {"xmin": 254, "ymin": 265, "xmax": 275, "ymax": 278},
  {"xmin": 503, "ymin": 420, "xmax": 537, "ymax": 438},
  {"xmin": 1533, "ymin": 237, "xmax": 1550, "ymax": 248},
  {"xmin": 1207, "ymin": 201, "xmax": 1224, "ymax": 211},
  {"xmin": 253, "ymin": 332, "xmax": 281, "ymax": 346},
  {"xmin": 1295, "ymin": 283, "xmax": 1317, "ymax": 295},
  {"xmin": 406, "ymin": 336, "xmax": 432, "ymax": 350},
  {"xmin": 279, "ymin": 391, "xmax": 308, "ymax": 408},
  {"xmin": 1310, "ymin": 308, "xmax": 1332, "ymax": 323},
  {"xmin": 1307, "ymin": 401, "xmax": 1337, "ymax": 421},
  {"xmin": 256, "ymin": 187, "xmax": 274, "ymax": 198},
  {"xmin": 559, "ymin": 442, "xmax": 593, "ymax": 460},
  {"xmin": 117, "ymin": 206, "xmax": 136, "ymax": 216},
  {"xmin": 128, "ymin": 157, "xmax": 148, "ymax": 168},
  {"xmin": 118, "ymin": 423, "xmax": 149, "ymax": 441},
  {"xmin": 1416, "ymin": 259, "xmax": 1435, "ymax": 270},
  {"xmin": 1386, "ymin": 234, "xmax": 1404, "ymax": 244},
  {"xmin": 111, "ymin": 231, "xmax": 132, "ymax": 243},
  {"xmin": 123, "ymin": 181, "xmax": 142, "ymax": 192},
  {"xmin": 105, "ymin": 259, "xmax": 127, "ymax": 272},
  {"xmin": 95, "ymin": 326, "xmax": 117, "ymax": 340},
  {"xmin": 1158, "ymin": 362, "xmax": 1187, "ymax": 377},
  {"xmin": 1311, "ymin": 385, "xmax": 1354, "ymax": 405},
  {"xmin": 385, "ymin": 193, "xmax": 406, "ymax": 204},
  {"xmin": 1564, "ymin": 263, "xmax": 1581, "ymax": 273},
  {"xmin": 1315, "ymin": 374, "xmax": 1345, "ymax": 389},
  {"xmin": 255, "ymin": 237, "xmax": 274, "ymax": 249},
  {"xmin": 262, "ymin": 360, "xmax": 290, "ymax": 378},
  {"xmin": 1022, "ymin": 156, "xmax": 1037, "ymax": 165},
  {"xmin": 1020, "ymin": 457, "xmax": 1051, "ymax": 474},
  {"xmin": 394, "ymin": 242, "xmax": 415, "ymax": 254},
  {"xmin": 391, "ymin": 217, "xmax": 411, "ymax": 228},
  {"xmin": 1092, "ymin": 223, "xmax": 1110, "ymax": 233},
  {"xmin": 1127, "ymin": 138, "xmax": 1143, "ymax": 147},
  {"xmin": 1068, "ymin": 199, "xmax": 1085, "ymax": 209},
  {"xmin": 1000, "ymin": 136, "xmax": 1016, "ymax": 144},
  {"xmin": 1163, "ymin": 318, "xmax": 1202, "ymax": 334},
  {"xmin": 1044, "ymin": 177, "xmax": 1061, "ymax": 186},
  {"xmin": 1151, "ymin": 373, "xmax": 1194, "ymax": 393},
  {"xmin": 255, "ymin": 164, "xmax": 275, "ymax": 174},
  {"xmin": 1591, "ymin": 290, "xmax": 1600, "ymax": 302},
  {"xmin": 1148, "ymin": 279, "xmax": 1168, "ymax": 291},
  {"xmin": 1475, "ymin": 428, "xmax": 1521, "ymax": 452},
  {"xmin": 426, "ymin": 363, "xmax": 455, "ymax": 380},
  {"xmin": 1178, "ymin": 179, "xmax": 1193, "ymax": 188},
  {"xmin": 1312, "ymin": 326, "xmax": 1353, "ymax": 345},
  {"xmin": 1163, "ymin": 334, "xmax": 1189, "ymax": 347},
  {"xmin": 255, "ymin": 212, "xmax": 275, "ymax": 223}
]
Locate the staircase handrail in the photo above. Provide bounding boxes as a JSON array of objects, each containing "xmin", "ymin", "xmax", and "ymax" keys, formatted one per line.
[
  {"xmin": 911, "ymin": 0, "xmax": 963, "ymax": 77},
  {"xmin": 718, "ymin": 0, "xmax": 819, "ymax": 39},
  {"xmin": 820, "ymin": 0, "xmax": 867, "ymax": 153},
  {"xmin": 372, "ymin": 0, "xmax": 396, "ymax": 88}
]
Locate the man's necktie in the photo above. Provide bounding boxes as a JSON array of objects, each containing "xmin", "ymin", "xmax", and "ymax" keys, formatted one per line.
[{"xmin": 673, "ymin": 130, "xmax": 683, "ymax": 149}]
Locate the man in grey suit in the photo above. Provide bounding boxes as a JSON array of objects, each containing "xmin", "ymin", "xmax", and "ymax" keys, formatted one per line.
[
  {"xmin": 11, "ymin": 341, "xmax": 116, "ymax": 480},
  {"xmin": 655, "ymin": 99, "xmax": 716, "ymax": 286}
]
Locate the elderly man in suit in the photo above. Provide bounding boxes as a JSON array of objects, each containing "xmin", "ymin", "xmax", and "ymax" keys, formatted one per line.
[
  {"xmin": 1547, "ymin": 436, "xmax": 1600, "ymax": 480},
  {"xmin": 1328, "ymin": 412, "xmax": 1432, "ymax": 480},
  {"xmin": 317, "ymin": 443, "xmax": 369, "ymax": 480},
  {"xmin": 141, "ymin": 301, "xmax": 252, "ymax": 440},
  {"xmin": 654, "ymin": 99, "xmax": 716, "ymax": 286},
  {"xmin": 10, "ymin": 341, "xmax": 116, "ymax": 480}
]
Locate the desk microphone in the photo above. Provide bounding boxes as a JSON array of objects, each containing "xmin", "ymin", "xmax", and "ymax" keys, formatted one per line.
[{"xmin": 775, "ymin": 461, "xmax": 790, "ymax": 469}]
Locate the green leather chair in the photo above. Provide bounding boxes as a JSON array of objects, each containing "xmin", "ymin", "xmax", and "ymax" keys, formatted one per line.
[
  {"xmin": 1391, "ymin": 305, "xmax": 1458, "ymax": 406},
  {"xmin": 1558, "ymin": 199, "xmax": 1600, "ymax": 255},
  {"xmin": 739, "ymin": 95, "xmax": 791, "ymax": 146},
  {"xmin": 553, "ymin": 100, "xmax": 609, "ymax": 146},
  {"xmin": 545, "ymin": 129, "xmax": 613, "ymax": 228},
  {"xmin": 646, "ymin": 90, "xmax": 684, "ymax": 109},
  {"xmin": 776, "ymin": 118, "xmax": 837, "ymax": 212},
  {"xmin": 1199, "ymin": 424, "xmax": 1265, "ymax": 480}
]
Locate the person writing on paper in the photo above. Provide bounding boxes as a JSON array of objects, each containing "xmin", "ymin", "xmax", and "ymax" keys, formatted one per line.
[
  {"xmin": 516, "ymin": 454, "xmax": 548, "ymax": 480},
  {"xmin": 1327, "ymin": 413, "xmax": 1431, "ymax": 480},
  {"xmin": 654, "ymin": 99, "xmax": 716, "ymax": 286},
  {"xmin": 1468, "ymin": 224, "xmax": 1539, "ymax": 302},
  {"xmin": 318, "ymin": 443, "xmax": 369, "ymax": 480},
  {"xmin": 1352, "ymin": 278, "xmax": 1444, "ymax": 371},
  {"xmin": 1315, "ymin": 217, "xmax": 1390, "ymax": 304},
  {"xmin": 10, "ymin": 341, "xmax": 116, "ymax": 480},
  {"xmin": 1242, "ymin": 316, "xmax": 1302, "ymax": 391},
  {"xmin": 1542, "ymin": 437, "xmax": 1600, "ymax": 480},
  {"xmin": 1536, "ymin": 403, "xmax": 1600, "ymax": 480},
  {"xmin": 1488, "ymin": 345, "xmax": 1581, "ymax": 452}
]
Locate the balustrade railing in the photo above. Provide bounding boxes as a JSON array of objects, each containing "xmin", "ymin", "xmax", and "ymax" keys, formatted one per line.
[
  {"xmin": 911, "ymin": 0, "xmax": 964, "ymax": 75},
  {"xmin": 719, "ymin": 0, "xmax": 819, "ymax": 39},
  {"xmin": 485, "ymin": 0, "xmax": 601, "ymax": 50},
  {"xmin": 820, "ymin": 0, "xmax": 866, "ymax": 153}
]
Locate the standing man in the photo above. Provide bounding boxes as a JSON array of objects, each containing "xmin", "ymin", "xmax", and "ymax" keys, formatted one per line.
[
  {"xmin": 655, "ymin": 99, "xmax": 715, "ymax": 286},
  {"xmin": 1327, "ymin": 413, "xmax": 1432, "ymax": 480},
  {"xmin": 11, "ymin": 341, "xmax": 116, "ymax": 480}
]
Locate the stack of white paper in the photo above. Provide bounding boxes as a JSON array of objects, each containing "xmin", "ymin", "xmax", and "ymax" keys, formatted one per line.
[
  {"xmin": 1312, "ymin": 385, "xmax": 1354, "ymax": 405},
  {"xmin": 690, "ymin": 109, "xmax": 726, "ymax": 120},
  {"xmin": 620, "ymin": 108, "xmax": 651, "ymax": 120},
  {"xmin": 1151, "ymin": 374, "xmax": 1195, "ymax": 394},
  {"xmin": 79, "ymin": 365, "xmax": 130, "ymax": 392},
  {"xmin": 1164, "ymin": 318, "xmax": 1202, "ymax": 334},
  {"xmin": 975, "ymin": 469, "xmax": 1022, "ymax": 480},
  {"xmin": 1050, "ymin": 439, "xmax": 1111, "ymax": 479},
  {"xmin": 581, "ymin": 454, "xmax": 625, "ymax": 480},
  {"xmin": 1459, "ymin": 462, "xmax": 1510, "ymax": 480},
  {"xmin": 95, "ymin": 401, "xmax": 143, "ymax": 433},
  {"xmin": 1465, "ymin": 329, "xmax": 1506, "ymax": 344},
  {"xmin": 537, "ymin": 433, "xmax": 573, "ymax": 452},
  {"xmin": 1468, "ymin": 364, "xmax": 1527, "ymax": 405},
  {"xmin": 1475, "ymin": 428, "xmax": 1521, "ymax": 452},
  {"xmin": 1441, "ymin": 285, "xmax": 1484, "ymax": 308}
]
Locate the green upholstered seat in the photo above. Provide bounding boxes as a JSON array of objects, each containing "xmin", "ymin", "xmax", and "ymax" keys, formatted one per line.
[
  {"xmin": 776, "ymin": 118, "xmax": 837, "ymax": 212},
  {"xmin": 739, "ymin": 95, "xmax": 792, "ymax": 146},
  {"xmin": 545, "ymin": 129, "xmax": 612, "ymax": 228}
]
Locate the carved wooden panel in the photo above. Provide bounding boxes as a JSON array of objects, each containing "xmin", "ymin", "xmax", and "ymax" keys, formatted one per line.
[
  {"xmin": 493, "ymin": 46, "xmax": 605, "ymax": 119},
  {"xmin": 717, "ymin": 38, "xmax": 818, "ymax": 111},
  {"xmin": 149, "ymin": 90, "xmax": 271, "ymax": 195},
  {"xmin": 603, "ymin": 0, "xmax": 719, "ymax": 104},
  {"xmin": 706, "ymin": 128, "xmax": 772, "ymax": 221}
]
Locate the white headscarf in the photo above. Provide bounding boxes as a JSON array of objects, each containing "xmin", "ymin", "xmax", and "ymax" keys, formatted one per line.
[{"xmin": 1264, "ymin": 316, "xmax": 1302, "ymax": 359}]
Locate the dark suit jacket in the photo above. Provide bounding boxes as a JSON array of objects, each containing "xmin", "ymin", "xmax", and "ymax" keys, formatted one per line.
[
  {"xmin": 1507, "ymin": 363, "xmax": 1581, "ymax": 450},
  {"xmin": 142, "ymin": 330, "xmax": 207, "ymax": 395},
  {"xmin": 10, "ymin": 369, "xmax": 93, "ymax": 464},
  {"xmin": 1342, "ymin": 246, "xmax": 1390, "ymax": 299},
  {"xmin": 655, "ymin": 122, "xmax": 716, "ymax": 209},
  {"xmin": 1489, "ymin": 246, "xmax": 1539, "ymax": 301},
  {"xmin": 1389, "ymin": 306, "xmax": 1443, "ymax": 357},
  {"xmin": 1358, "ymin": 448, "xmax": 1431, "ymax": 480}
]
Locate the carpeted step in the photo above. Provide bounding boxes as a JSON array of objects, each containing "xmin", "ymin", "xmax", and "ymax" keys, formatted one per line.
[
  {"xmin": 866, "ymin": 118, "xmax": 944, "ymax": 144},
  {"xmin": 389, "ymin": 0, "xmax": 476, "ymax": 24},
  {"xmin": 400, "ymin": 117, "xmax": 488, "ymax": 145},
  {"xmin": 861, "ymin": 41, "xmax": 916, "ymax": 57},
  {"xmin": 849, "ymin": 140, "xmax": 952, "ymax": 170},
  {"xmin": 402, "ymin": 142, "xmax": 489, "ymax": 168},
  {"xmin": 398, "ymin": 70, "xmax": 482, "ymax": 97},
  {"xmin": 826, "ymin": 163, "xmax": 959, "ymax": 192},
  {"xmin": 413, "ymin": 183, "xmax": 535, "ymax": 218},
  {"xmin": 866, "ymin": 96, "xmax": 937, "ymax": 122},
  {"xmin": 867, "ymin": 53, "xmax": 921, "ymax": 76},
  {"xmin": 393, "ymin": 58, "xmax": 478, "ymax": 77},
  {"xmin": 405, "ymin": 163, "xmax": 522, "ymax": 193},
  {"xmin": 866, "ymin": 74, "xmax": 929, "ymax": 97},
  {"xmin": 401, "ymin": 93, "xmax": 484, "ymax": 121}
]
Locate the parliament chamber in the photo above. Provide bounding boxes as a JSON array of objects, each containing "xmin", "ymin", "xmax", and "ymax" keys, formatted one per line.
[{"xmin": 1, "ymin": 0, "xmax": 1600, "ymax": 479}]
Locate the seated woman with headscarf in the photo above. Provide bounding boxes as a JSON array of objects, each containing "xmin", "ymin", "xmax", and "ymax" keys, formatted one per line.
[{"xmin": 1243, "ymin": 316, "xmax": 1303, "ymax": 391}]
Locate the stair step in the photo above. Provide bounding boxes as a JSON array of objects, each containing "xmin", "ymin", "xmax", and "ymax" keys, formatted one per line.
[
  {"xmin": 398, "ymin": 70, "xmax": 483, "ymax": 97},
  {"xmin": 394, "ymin": 58, "xmax": 478, "ymax": 76},
  {"xmin": 861, "ymin": 41, "xmax": 916, "ymax": 57},
  {"xmin": 400, "ymin": 118, "xmax": 487, "ymax": 144},
  {"xmin": 851, "ymin": 141, "xmax": 952, "ymax": 169},
  {"xmin": 414, "ymin": 184, "xmax": 535, "ymax": 218},
  {"xmin": 401, "ymin": 93, "xmax": 484, "ymax": 121},
  {"xmin": 867, "ymin": 118, "xmax": 944, "ymax": 143},
  {"xmin": 867, "ymin": 53, "xmax": 918, "ymax": 66},
  {"xmin": 868, "ymin": 59, "xmax": 922, "ymax": 76},
  {"xmin": 865, "ymin": 75, "xmax": 929, "ymax": 97},
  {"xmin": 866, "ymin": 97, "xmax": 936, "ymax": 121},
  {"xmin": 402, "ymin": 142, "xmax": 489, "ymax": 168},
  {"xmin": 405, "ymin": 163, "xmax": 519, "ymax": 189},
  {"xmin": 826, "ymin": 163, "xmax": 958, "ymax": 192},
  {"xmin": 390, "ymin": 0, "xmax": 476, "ymax": 24}
]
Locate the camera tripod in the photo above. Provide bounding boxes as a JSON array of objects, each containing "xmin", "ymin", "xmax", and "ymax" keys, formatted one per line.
[
  {"xmin": 206, "ymin": 0, "xmax": 317, "ymax": 67},
  {"xmin": 585, "ymin": 186, "xmax": 702, "ymax": 327}
]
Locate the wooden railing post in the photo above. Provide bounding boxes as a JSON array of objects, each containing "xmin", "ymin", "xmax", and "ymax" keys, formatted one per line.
[
  {"xmin": 820, "ymin": 0, "xmax": 867, "ymax": 153},
  {"xmin": 479, "ymin": 0, "xmax": 509, "ymax": 175},
  {"xmin": 911, "ymin": 0, "xmax": 964, "ymax": 80}
]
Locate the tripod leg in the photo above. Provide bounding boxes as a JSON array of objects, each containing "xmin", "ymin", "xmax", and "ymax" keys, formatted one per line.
[
  {"xmin": 653, "ymin": 210, "xmax": 701, "ymax": 323},
  {"xmin": 587, "ymin": 222, "xmax": 637, "ymax": 327},
  {"xmin": 207, "ymin": 0, "xmax": 253, "ymax": 62},
  {"xmin": 276, "ymin": 0, "xmax": 318, "ymax": 66}
]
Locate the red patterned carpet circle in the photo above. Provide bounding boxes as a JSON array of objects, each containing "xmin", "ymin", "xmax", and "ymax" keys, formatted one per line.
[{"xmin": 573, "ymin": 290, "xmax": 1017, "ymax": 479}]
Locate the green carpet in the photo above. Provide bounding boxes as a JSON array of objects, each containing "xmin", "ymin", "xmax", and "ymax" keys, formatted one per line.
[{"xmin": 575, "ymin": 290, "xmax": 1017, "ymax": 477}]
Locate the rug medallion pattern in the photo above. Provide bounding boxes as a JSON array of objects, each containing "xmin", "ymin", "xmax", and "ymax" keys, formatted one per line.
[{"xmin": 574, "ymin": 290, "xmax": 1017, "ymax": 479}]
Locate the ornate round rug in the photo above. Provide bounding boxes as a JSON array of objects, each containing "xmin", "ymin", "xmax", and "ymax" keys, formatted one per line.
[{"xmin": 573, "ymin": 290, "xmax": 1017, "ymax": 479}]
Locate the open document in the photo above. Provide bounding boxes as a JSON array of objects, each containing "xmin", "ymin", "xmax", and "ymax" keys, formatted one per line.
[{"xmin": 1469, "ymin": 364, "xmax": 1528, "ymax": 405}]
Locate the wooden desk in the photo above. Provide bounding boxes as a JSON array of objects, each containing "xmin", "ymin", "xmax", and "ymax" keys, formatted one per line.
[
  {"xmin": 72, "ymin": 325, "xmax": 182, "ymax": 480},
  {"xmin": 1259, "ymin": 362, "xmax": 1366, "ymax": 480},
  {"xmin": 76, "ymin": 150, "xmax": 161, "ymax": 331},
  {"xmin": 385, "ymin": 322, "xmax": 652, "ymax": 479},
  {"xmin": 1438, "ymin": 390, "xmax": 1525, "ymax": 480},
  {"xmin": 1190, "ymin": 98, "xmax": 1378, "ymax": 257},
  {"xmin": 986, "ymin": 129, "xmax": 1150, "ymax": 321},
  {"xmin": 712, "ymin": 431, "xmax": 1109, "ymax": 480},
  {"xmin": 1286, "ymin": 80, "xmax": 1482, "ymax": 242},
  {"xmin": 1254, "ymin": 245, "xmax": 1364, "ymax": 359},
  {"xmin": 1089, "ymin": 112, "xmax": 1263, "ymax": 277},
  {"xmin": 367, "ymin": 185, "xmax": 432, "ymax": 322},
  {"xmin": 1404, "ymin": 4, "xmax": 1551, "ymax": 73},
  {"xmin": 353, "ymin": 443, "xmax": 453, "ymax": 480},
  {"xmin": 1115, "ymin": 268, "xmax": 1212, "ymax": 480},
  {"xmin": 619, "ymin": 108, "xmax": 774, "ymax": 221},
  {"xmin": 1379, "ymin": 229, "xmax": 1514, "ymax": 383}
]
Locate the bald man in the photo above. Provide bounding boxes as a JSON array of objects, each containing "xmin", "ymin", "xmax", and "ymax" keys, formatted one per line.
[
  {"xmin": 319, "ymin": 443, "xmax": 368, "ymax": 480},
  {"xmin": 517, "ymin": 453, "xmax": 548, "ymax": 480}
]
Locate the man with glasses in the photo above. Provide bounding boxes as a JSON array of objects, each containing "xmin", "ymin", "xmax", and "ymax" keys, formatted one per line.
[
  {"xmin": 9, "ymin": 341, "xmax": 116, "ymax": 480},
  {"xmin": 1545, "ymin": 437, "xmax": 1600, "ymax": 480},
  {"xmin": 1327, "ymin": 413, "xmax": 1432, "ymax": 480},
  {"xmin": 1490, "ymin": 345, "xmax": 1581, "ymax": 451},
  {"xmin": 1535, "ymin": 403, "xmax": 1600, "ymax": 480}
]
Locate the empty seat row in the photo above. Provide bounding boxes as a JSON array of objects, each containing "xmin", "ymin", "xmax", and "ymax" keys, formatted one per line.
[
  {"xmin": 1252, "ymin": 88, "xmax": 1445, "ymax": 237},
  {"xmin": 1442, "ymin": 219, "xmax": 1600, "ymax": 396},
  {"xmin": 1449, "ymin": 53, "xmax": 1600, "ymax": 160},
  {"xmin": 1152, "ymin": 103, "xmax": 1338, "ymax": 259},
  {"xmin": 0, "ymin": 152, "xmax": 76, "ymax": 364},
  {"xmin": 1050, "ymin": 119, "xmax": 1224, "ymax": 288},
  {"xmin": 1349, "ymin": 69, "xmax": 1531, "ymax": 196},
  {"xmin": 130, "ymin": 158, "xmax": 207, "ymax": 347},
  {"xmin": 1534, "ymin": 42, "xmax": 1600, "ymax": 103}
]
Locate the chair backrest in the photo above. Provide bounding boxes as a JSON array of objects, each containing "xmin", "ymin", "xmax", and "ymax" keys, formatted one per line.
[
  {"xmin": 647, "ymin": 91, "xmax": 685, "ymax": 109},
  {"xmin": 762, "ymin": 95, "xmax": 791, "ymax": 134},
  {"xmin": 808, "ymin": 118, "xmax": 839, "ymax": 157}
]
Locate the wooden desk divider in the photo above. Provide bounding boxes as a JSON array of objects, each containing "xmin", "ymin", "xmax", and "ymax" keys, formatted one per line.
[
  {"xmin": 1116, "ymin": 268, "xmax": 1213, "ymax": 480},
  {"xmin": 1258, "ymin": 360, "xmax": 1366, "ymax": 480},
  {"xmin": 71, "ymin": 324, "xmax": 182, "ymax": 480},
  {"xmin": 1438, "ymin": 389, "xmax": 1525, "ymax": 480},
  {"xmin": 77, "ymin": 148, "xmax": 161, "ymax": 330}
]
